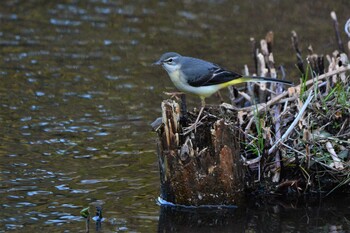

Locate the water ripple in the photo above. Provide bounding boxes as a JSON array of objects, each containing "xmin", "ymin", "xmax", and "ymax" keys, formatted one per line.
[
  {"xmin": 15, "ymin": 202, "xmax": 37, "ymax": 207},
  {"xmin": 27, "ymin": 190, "xmax": 53, "ymax": 196},
  {"xmin": 50, "ymin": 18, "xmax": 82, "ymax": 26},
  {"xmin": 0, "ymin": 13, "xmax": 17, "ymax": 20},
  {"xmin": 5, "ymin": 224, "xmax": 24, "ymax": 230}
]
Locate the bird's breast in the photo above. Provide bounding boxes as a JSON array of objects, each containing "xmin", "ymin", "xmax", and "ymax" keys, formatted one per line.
[{"xmin": 168, "ymin": 70, "xmax": 187, "ymax": 91}]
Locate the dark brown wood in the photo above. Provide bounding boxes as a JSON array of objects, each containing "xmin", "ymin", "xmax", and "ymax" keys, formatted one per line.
[
  {"xmin": 331, "ymin": 11, "xmax": 345, "ymax": 52},
  {"xmin": 291, "ymin": 31, "xmax": 305, "ymax": 75},
  {"xmin": 156, "ymin": 100, "xmax": 245, "ymax": 206},
  {"xmin": 250, "ymin": 37, "xmax": 258, "ymax": 74}
]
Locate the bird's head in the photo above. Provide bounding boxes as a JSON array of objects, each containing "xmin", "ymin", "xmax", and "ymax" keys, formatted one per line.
[{"xmin": 153, "ymin": 52, "xmax": 182, "ymax": 73}]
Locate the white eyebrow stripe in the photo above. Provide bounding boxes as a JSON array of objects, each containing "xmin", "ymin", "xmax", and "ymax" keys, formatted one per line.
[{"xmin": 164, "ymin": 57, "xmax": 176, "ymax": 62}]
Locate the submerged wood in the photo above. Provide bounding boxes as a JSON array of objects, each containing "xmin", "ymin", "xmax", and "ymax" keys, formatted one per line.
[{"xmin": 156, "ymin": 100, "xmax": 245, "ymax": 206}]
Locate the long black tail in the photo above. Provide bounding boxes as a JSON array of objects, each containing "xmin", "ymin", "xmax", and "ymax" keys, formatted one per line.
[{"xmin": 248, "ymin": 76, "xmax": 293, "ymax": 85}]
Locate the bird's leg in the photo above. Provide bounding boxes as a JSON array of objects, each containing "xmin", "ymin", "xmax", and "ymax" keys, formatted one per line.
[
  {"xmin": 194, "ymin": 98, "xmax": 206, "ymax": 126},
  {"xmin": 215, "ymin": 91, "xmax": 225, "ymax": 104}
]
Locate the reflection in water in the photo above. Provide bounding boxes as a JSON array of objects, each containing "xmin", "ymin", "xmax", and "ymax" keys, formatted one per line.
[
  {"xmin": 158, "ymin": 206, "xmax": 244, "ymax": 232},
  {"xmin": 158, "ymin": 196, "xmax": 350, "ymax": 233},
  {"xmin": 0, "ymin": 0, "xmax": 349, "ymax": 232}
]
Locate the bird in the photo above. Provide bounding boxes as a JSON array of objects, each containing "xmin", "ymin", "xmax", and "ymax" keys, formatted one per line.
[
  {"xmin": 345, "ymin": 18, "xmax": 350, "ymax": 38},
  {"xmin": 153, "ymin": 52, "xmax": 292, "ymax": 131}
]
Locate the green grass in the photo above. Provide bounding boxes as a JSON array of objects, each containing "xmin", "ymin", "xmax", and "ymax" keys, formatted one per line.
[
  {"xmin": 335, "ymin": 83, "xmax": 350, "ymax": 108},
  {"xmin": 321, "ymin": 82, "xmax": 350, "ymax": 111},
  {"xmin": 300, "ymin": 64, "xmax": 310, "ymax": 98},
  {"xmin": 243, "ymin": 103, "xmax": 265, "ymax": 158},
  {"xmin": 253, "ymin": 104, "xmax": 264, "ymax": 156}
]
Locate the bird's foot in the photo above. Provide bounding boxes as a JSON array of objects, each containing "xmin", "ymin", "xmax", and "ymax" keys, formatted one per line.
[{"xmin": 163, "ymin": 92, "xmax": 185, "ymax": 101}]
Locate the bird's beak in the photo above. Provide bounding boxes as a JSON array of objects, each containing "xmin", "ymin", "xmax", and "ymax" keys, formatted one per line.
[{"xmin": 152, "ymin": 60, "xmax": 162, "ymax": 66}]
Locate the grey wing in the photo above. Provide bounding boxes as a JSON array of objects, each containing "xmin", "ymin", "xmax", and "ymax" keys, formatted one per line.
[{"xmin": 181, "ymin": 58, "xmax": 242, "ymax": 87}]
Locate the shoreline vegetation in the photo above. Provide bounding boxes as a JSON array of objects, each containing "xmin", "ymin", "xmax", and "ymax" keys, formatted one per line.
[{"xmin": 153, "ymin": 11, "xmax": 349, "ymax": 206}]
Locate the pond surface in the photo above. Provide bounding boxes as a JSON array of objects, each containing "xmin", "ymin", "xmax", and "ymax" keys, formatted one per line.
[{"xmin": 0, "ymin": 0, "xmax": 349, "ymax": 232}]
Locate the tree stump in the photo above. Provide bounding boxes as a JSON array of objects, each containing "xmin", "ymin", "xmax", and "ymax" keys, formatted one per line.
[{"xmin": 155, "ymin": 100, "xmax": 245, "ymax": 206}]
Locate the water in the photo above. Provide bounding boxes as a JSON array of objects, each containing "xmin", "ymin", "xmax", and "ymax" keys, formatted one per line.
[{"xmin": 0, "ymin": 0, "xmax": 349, "ymax": 232}]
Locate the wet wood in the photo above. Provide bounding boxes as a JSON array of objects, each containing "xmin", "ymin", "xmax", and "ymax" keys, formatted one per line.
[{"xmin": 156, "ymin": 100, "xmax": 245, "ymax": 206}]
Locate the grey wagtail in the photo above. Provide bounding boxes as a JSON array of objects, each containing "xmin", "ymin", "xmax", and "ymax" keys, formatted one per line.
[
  {"xmin": 154, "ymin": 52, "xmax": 292, "ymax": 131},
  {"xmin": 154, "ymin": 52, "xmax": 292, "ymax": 106}
]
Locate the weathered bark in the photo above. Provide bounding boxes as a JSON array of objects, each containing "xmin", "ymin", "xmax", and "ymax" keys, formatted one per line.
[{"xmin": 156, "ymin": 100, "xmax": 245, "ymax": 206}]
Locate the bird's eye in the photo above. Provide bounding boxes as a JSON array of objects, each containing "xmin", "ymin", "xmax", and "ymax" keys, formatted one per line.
[{"xmin": 165, "ymin": 58, "xmax": 173, "ymax": 63}]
